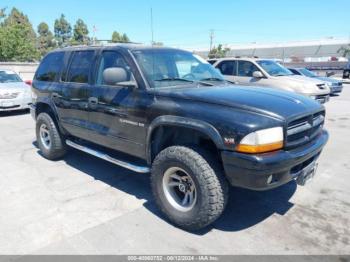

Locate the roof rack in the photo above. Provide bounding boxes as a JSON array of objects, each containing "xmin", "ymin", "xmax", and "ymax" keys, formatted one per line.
[{"xmin": 62, "ymin": 41, "xmax": 143, "ymax": 49}]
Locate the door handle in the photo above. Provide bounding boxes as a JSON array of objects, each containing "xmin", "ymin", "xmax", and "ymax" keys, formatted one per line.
[{"xmin": 88, "ymin": 97, "xmax": 98, "ymax": 105}]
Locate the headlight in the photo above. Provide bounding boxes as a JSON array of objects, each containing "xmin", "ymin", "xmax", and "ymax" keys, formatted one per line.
[{"xmin": 236, "ymin": 127, "xmax": 284, "ymax": 153}]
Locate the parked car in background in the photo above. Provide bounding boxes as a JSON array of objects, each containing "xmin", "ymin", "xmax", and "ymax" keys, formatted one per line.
[
  {"xmin": 213, "ymin": 58, "xmax": 331, "ymax": 104},
  {"xmin": 31, "ymin": 45, "xmax": 328, "ymax": 231},
  {"xmin": 288, "ymin": 67, "xmax": 343, "ymax": 95},
  {"xmin": 0, "ymin": 70, "xmax": 32, "ymax": 112},
  {"xmin": 343, "ymin": 61, "xmax": 350, "ymax": 80}
]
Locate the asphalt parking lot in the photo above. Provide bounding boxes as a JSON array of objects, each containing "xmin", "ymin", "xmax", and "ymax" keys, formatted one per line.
[{"xmin": 0, "ymin": 86, "xmax": 350, "ymax": 255}]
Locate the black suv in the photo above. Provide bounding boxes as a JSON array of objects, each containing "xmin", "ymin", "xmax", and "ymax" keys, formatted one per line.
[{"xmin": 31, "ymin": 45, "xmax": 328, "ymax": 231}]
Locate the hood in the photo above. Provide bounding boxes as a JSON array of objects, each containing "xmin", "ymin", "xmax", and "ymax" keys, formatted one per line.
[
  {"xmin": 270, "ymin": 74, "xmax": 330, "ymax": 95},
  {"xmin": 313, "ymin": 76, "xmax": 340, "ymax": 84},
  {"xmin": 274, "ymin": 75, "xmax": 325, "ymax": 85},
  {"xmin": 0, "ymin": 82, "xmax": 29, "ymax": 94},
  {"xmin": 155, "ymin": 85, "xmax": 323, "ymax": 120}
]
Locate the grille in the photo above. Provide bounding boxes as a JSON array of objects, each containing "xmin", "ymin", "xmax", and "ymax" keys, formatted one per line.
[
  {"xmin": 0, "ymin": 92, "xmax": 19, "ymax": 99},
  {"xmin": 286, "ymin": 111, "xmax": 325, "ymax": 148},
  {"xmin": 332, "ymin": 82, "xmax": 342, "ymax": 87}
]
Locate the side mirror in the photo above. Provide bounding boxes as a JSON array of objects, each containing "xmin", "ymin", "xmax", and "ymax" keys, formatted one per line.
[
  {"xmin": 253, "ymin": 71, "xmax": 264, "ymax": 78},
  {"xmin": 103, "ymin": 67, "xmax": 137, "ymax": 87}
]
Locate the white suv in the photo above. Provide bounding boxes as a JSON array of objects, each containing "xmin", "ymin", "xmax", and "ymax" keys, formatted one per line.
[{"xmin": 213, "ymin": 58, "xmax": 331, "ymax": 103}]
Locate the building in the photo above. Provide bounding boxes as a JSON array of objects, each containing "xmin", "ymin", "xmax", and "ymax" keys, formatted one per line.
[{"xmin": 194, "ymin": 37, "xmax": 350, "ymax": 62}]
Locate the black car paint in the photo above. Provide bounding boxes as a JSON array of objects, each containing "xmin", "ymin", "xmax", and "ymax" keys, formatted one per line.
[{"xmin": 32, "ymin": 45, "xmax": 328, "ymax": 190}]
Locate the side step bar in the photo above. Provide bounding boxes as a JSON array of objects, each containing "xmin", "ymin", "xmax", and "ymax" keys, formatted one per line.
[{"xmin": 66, "ymin": 140, "xmax": 150, "ymax": 173}]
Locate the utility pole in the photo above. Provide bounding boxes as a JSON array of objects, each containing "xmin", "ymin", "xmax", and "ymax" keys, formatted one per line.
[
  {"xmin": 209, "ymin": 29, "xmax": 215, "ymax": 52},
  {"xmin": 150, "ymin": 7, "xmax": 154, "ymax": 46}
]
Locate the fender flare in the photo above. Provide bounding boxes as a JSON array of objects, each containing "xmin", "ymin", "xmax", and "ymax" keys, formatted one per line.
[
  {"xmin": 34, "ymin": 97, "xmax": 66, "ymax": 134},
  {"xmin": 146, "ymin": 115, "xmax": 224, "ymax": 164}
]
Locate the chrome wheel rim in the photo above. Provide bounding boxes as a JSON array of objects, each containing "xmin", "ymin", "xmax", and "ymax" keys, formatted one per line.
[
  {"xmin": 162, "ymin": 167, "xmax": 197, "ymax": 212},
  {"xmin": 39, "ymin": 124, "xmax": 51, "ymax": 150}
]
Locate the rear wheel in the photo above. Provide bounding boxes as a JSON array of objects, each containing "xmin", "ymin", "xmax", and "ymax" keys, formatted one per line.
[
  {"xmin": 36, "ymin": 113, "xmax": 66, "ymax": 160},
  {"xmin": 151, "ymin": 146, "xmax": 229, "ymax": 231}
]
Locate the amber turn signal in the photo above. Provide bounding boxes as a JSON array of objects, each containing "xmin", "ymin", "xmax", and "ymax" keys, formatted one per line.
[{"xmin": 236, "ymin": 141, "xmax": 283, "ymax": 154}]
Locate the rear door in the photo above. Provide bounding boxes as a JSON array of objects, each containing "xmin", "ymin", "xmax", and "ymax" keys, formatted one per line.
[{"xmin": 55, "ymin": 50, "xmax": 96, "ymax": 140}]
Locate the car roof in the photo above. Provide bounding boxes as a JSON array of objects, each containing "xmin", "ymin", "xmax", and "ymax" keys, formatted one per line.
[{"xmin": 214, "ymin": 57, "xmax": 275, "ymax": 63}]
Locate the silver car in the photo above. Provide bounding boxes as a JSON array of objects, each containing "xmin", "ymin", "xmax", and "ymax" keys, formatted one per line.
[
  {"xmin": 0, "ymin": 70, "xmax": 32, "ymax": 112},
  {"xmin": 288, "ymin": 67, "xmax": 343, "ymax": 95},
  {"xmin": 214, "ymin": 58, "xmax": 331, "ymax": 104}
]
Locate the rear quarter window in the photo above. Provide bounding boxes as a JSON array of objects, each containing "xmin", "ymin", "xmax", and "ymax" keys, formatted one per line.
[{"xmin": 35, "ymin": 52, "xmax": 65, "ymax": 82}]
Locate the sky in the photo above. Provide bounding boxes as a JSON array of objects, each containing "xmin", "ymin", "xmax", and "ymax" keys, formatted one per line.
[{"xmin": 1, "ymin": 0, "xmax": 349, "ymax": 49}]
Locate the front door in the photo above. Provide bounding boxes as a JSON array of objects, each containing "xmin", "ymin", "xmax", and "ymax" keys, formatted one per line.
[
  {"xmin": 86, "ymin": 50, "xmax": 149, "ymax": 159},
  {"xmin": 216, "ymin": 60, "xmax": 237, "ymax": 83},
  {"xmin": 234, "ymin": 60, "xmax": 264, "ymax": 85}
]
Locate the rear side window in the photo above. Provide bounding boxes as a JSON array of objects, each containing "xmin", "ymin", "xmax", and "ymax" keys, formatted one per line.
[
  {"xmin": 217, "ymin": 61, "xmax": 236, "ymax": 76},
  {"xmin": 35, "ymin": 52, "xmax": 64, "ymax": 82},
  {"xmin": 65, "ymin": 51, "xmax": 94, "ymax": 83}
]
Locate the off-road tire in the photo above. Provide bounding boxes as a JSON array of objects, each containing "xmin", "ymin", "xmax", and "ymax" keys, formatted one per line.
[
  {"xmin": 36, "ymin": 112, "xmax": 66, "ymax": 160},
  {"xmin": 151, "ymin": 146, "xmax": 229, "ymax": 231}
]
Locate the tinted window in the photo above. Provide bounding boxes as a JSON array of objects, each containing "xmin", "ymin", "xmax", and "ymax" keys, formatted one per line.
[
  {"xmin": 35, "ymin": 52, "xmax": 64, "ymax": 82},
  {"xmin": 66, "ymin": 51, "xmax": 94, "ymax": 83},
  {"xmin": 218, "ymin": 61, "xmax": 236, "ymax": 76},
  {"xmin": 289, "ymin": 68, "xmax": 299, "ymax": 75},
  {"xmin": 96, "ymin": 51, "xmax": 134, "ymax": 85},
  {"xmin": 237, "ymin": 61, "xmax": 260, "ymax": 77}
]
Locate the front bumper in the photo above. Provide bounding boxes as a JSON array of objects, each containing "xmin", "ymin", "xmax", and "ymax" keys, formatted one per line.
[
  {"xmin": 0, "ymin": 97, "xmax": 32, "ymax": 111},
  {"xmin": 221, "ymin": 130, "xmax": 329, "ymax": 191},
  {"xmin": 330, "ymin": 85, "xmax": 343, "ymax": 94}
]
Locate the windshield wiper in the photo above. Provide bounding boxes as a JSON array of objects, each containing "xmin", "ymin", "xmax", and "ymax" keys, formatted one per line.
[
  {"xmin": 154, "ymin": 77, "xmax": 213, "ymax": 86},
  {"xmin": 200, "ymin": 77, "xmax": 224, "ymax": 82},
  {"xmin": 154, "ymin": 77, "xmax": 194, "ymax": 83}
]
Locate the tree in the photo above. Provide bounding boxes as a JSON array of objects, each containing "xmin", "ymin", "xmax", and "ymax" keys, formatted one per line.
[
  {"xmin": 338, "ymin": 45, "xmax": 350, "ymax": 58},
  {"xmin": 208, "ymin": 44, "xmax": 230, "ymax": 59},
  {"xmin": 0, "ymin": 8, "xmax": 39, "ymax": 61},
  {"xmin": 54, "ymin": 14, "xmax": 72, "ymax": 47},
  {"xmin": 37, "ymin": 22, "xmax": 56, "ymax": 57},
  {"xmin": 0, "ymin": 8, "xmax": 5, "ymax": 20},
  {"xmin": 111, "ymin": 31, "xmax": 130, "ymax": 43},
  {"xmin": 72, "ymin": 19, "xmax": 89, "ymax": 45}
]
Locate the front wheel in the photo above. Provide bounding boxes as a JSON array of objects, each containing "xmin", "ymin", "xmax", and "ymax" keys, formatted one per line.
[
  {"xmin": 36, "ymin": 112, "xmax": 67, "ymax": 160},
  {"xmin": 151, "ymin": 146, "xmax": 229, "ymax": 231}
]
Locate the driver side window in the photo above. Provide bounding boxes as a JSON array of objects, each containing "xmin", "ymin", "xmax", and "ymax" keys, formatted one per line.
[
  {"xmin": 237, "ymin": 61, "xmax": 260, "ymax": 77},
  {"xmin": 96, "ymin": 51, "xmax": 134, "ymax": 86}
]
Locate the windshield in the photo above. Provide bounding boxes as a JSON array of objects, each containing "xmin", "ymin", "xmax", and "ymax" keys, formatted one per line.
[
  {"xmin": 299, "ymin": 68, "xmax": 317, "ymax": 77},
  {"xmin": 256, "ymin": 60, "xmax": 294, "ymax": 77},
  {"xmin": 132, "ymin": 49, "xmax": 224, "ymax": 89},
  {"xmin": 0, "ymin": 71, "xmax": 22, "ymax": 84}
]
